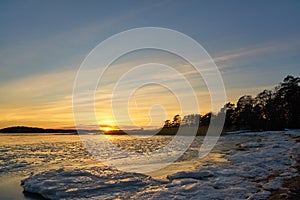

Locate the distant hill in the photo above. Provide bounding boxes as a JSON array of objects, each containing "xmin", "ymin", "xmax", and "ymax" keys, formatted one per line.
[{"xmin": 0, "ymin": 126, "xmax": 78, "ymax": 134}]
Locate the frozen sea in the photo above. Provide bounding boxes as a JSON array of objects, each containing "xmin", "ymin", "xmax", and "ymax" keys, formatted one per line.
[{"xmin": 0, "ymin": 130, "xmax": 299, "ymax": 199}]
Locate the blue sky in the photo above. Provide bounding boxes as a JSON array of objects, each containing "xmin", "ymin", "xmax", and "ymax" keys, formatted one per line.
[{"xmin": 0, "ymin": 0, "xmax": 299, "ymax": 128}]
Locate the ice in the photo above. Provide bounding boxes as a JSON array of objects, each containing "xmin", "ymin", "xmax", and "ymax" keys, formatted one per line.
[
  {"xmin": 2, "ymin": 130, "xmax": 299, "ymax": 199},
  {"xmin": 262, "ymin": 177, "xmax": 282, "ymax": 191},
  {"xmin": 248, "ymin": 190, "xmax": 271, "ymax": 200},
  {"xmin": 21, "ymin": 167, "xmax": 161, "ymax": 199},
  {"xmin": 133, "ymin": 130, "xmax": 300, "ymax": 199}
]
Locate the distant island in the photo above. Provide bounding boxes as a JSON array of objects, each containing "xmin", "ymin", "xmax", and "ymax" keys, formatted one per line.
[{"xmin": 0, "ymin": 126, "xmax": 78, "ymax": 134}]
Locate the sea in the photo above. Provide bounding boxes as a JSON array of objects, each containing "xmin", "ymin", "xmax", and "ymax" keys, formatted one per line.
[
  {"xmin": 0, "ymin": 133, "xmax": 228, "ymax": 199},
  {"xmin": 1, "ymin": 131, "xmax": 298, "ymax": 199}
]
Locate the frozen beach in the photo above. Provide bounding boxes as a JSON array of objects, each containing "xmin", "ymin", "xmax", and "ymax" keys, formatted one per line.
[{"xmin": 1, "ymin": 130, "xmax": 299, "ymax": 199}]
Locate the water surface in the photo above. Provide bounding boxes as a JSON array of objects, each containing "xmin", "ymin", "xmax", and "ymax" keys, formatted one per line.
[{"xmin": 0, "ymin": 133, "xmax": 229, "ymax": 199}]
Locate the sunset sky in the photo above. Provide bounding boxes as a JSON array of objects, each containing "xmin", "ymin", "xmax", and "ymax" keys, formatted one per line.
[{"xmin": 0, "ymin": 0, "xmax": 299, "ymax": 129}]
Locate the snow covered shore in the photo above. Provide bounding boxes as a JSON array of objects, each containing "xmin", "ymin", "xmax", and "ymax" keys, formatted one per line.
[
  {"xmin": 21, "ymin": 167, "xmax": 161, "ymax": 199},
  {"xmin": 21, "ymin": 130, "xmax": 300, "ymax": 199}
]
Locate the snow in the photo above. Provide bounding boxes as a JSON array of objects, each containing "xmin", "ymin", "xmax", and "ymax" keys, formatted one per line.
[
  {"xmin": 135, "ymin": 131, "xmax": 300, "ymax": 199},
  {"xmin": 18, "ymin": 130, "xmax": 300, "ymax": 199},
  {"xmin": 21, "ymin": 167, "xmax": 161, "ymax": 200}
]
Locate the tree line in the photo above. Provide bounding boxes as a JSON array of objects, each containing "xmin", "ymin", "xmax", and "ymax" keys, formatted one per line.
[{"xmin": 163, "ymin": 75, "xmax": 300, "ymax": 131}]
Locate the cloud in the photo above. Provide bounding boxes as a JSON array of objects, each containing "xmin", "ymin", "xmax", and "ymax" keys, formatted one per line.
[
  {"xmin": 0, "ymin": 69, "xmax": 76, "ymax": 104},
  {"xmin": 212, "ymin": 37, "xmax": 300, "ymax": 69}
]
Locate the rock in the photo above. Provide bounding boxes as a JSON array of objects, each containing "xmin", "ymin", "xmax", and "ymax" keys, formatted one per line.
[{"xmin": 167, "ymin": 171, "xmax": 214, "ymax": 181}]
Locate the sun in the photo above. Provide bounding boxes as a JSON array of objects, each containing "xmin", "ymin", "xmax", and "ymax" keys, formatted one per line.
[{"xmin": 103, "ymin": 127, "xmax": 112, "ymax": 132}]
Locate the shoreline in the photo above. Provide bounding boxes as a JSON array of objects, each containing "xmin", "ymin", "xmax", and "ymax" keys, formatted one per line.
[
  {"xmin": 268, "ymin": 135, "xmax": 300, "ymax": 200},
  {"xmin": 1, "ymin": 130, "xmax": 299, "ymax": 199}
]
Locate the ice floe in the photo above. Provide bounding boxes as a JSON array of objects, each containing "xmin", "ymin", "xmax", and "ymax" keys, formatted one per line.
[
  {"xmin": 19, "ymin": 130, "xmax": 300, "ymax": 199},
  {"xmin": 21, "ymin": 167, "xmax": 161, "ymax": 199}
]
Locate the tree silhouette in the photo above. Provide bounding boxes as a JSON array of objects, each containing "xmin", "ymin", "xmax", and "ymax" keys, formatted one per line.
[
  {"xmin": 161, "ymin": 75, "xmax": 300, "ymax": 134},
  {"xmin": 220, "ymin": 102, "xmax": 235, "ymax": 129},
  {"xmin": 172, "ymin": 114, "xmax": 181, "ymax": 127},
  {"xmin": 200, "ymin": 112, "xmax": 213, "ymax": 126},
  {"xmin": 163, "ymin": 120, "xmax": 172, "ymax": 128},
  {"xmin": 235, "ymin": 95, "xmax": 255, "ymax": 129},
  {"xmin": 276, "ymin": 75, "xmax": 300, "ymax": 128},
  {"xmin": 181, "ymin": 114, "xmax": 200, "ymax": 126}
]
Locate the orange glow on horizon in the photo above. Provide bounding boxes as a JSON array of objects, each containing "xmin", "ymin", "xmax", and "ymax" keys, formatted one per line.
[{"xmin": 102, "ymin": 127, "xmax": 112, "ymax": 132}]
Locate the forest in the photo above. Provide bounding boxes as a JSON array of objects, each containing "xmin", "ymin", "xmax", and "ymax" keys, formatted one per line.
[{"xmin": 163, "ymin": 75, "xmax": 300, "ymax": 133}]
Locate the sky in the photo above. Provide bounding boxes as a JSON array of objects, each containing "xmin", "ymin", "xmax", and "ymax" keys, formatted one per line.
[{"xmin": 0, "ymin": 0, "xmax": 299, "ymax": 129}]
